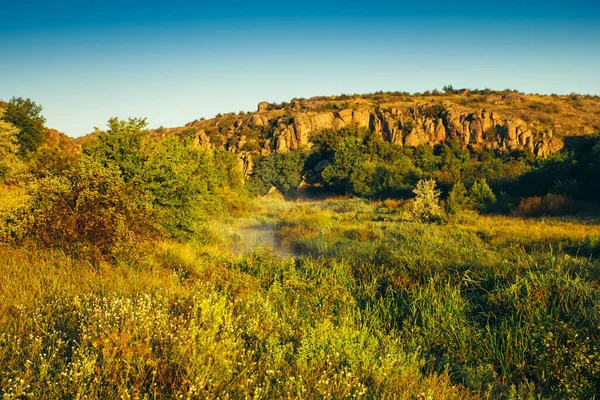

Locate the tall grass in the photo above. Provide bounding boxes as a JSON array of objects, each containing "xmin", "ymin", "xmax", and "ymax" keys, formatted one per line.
[{"xmin": 1, "ymin": 196, "xmax": 599, "ymax": 398}]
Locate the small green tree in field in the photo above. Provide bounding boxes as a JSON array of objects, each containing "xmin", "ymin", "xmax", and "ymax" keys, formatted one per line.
[
  {"xmin": 445, "ymin": 180, "xmax": 469, "ymax": 215},
  {"xmin": 469, "ymin": 178, "xmax": 497, "ymax": 212},
  {"xmin": 409, "ymin": 179, "xmax": 444, "ymax": 223}
]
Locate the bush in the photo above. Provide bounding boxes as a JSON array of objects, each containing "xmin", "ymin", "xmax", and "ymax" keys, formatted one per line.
[
  {"xmin": 514, "ymin": 193, "xmax": 593, "ymax": 217},
  {"xmin": 408, "ymin": 179, "xmax": 444, "ymax": 223},
  {"xmin": 87, "ymin": 118, "xmax": 242, "ymax": 238},
  {"xmin": 29, "ymin": 129, "xmax": 81, "ymax": 178},
  {"xmin": 142, "ymin": 137, "xmax": 218, "ymax": 237},
  {"xmin": 17, "ymin": 158, "xmax": 155, "ymax": 260}
]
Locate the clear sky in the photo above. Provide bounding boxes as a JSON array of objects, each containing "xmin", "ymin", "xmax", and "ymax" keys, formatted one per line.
[{"xmin": 1, "ymin": 0, "xmax": 599, "ymax": 137}]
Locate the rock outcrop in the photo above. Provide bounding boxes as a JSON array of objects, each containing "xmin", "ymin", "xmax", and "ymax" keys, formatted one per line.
[
  {"xmin": 186, "ymin": 100, "xmax": 569, "ymax": 175},
  {"xmin": 257, "ymin": 101, "xmax": 271, "ymax": 112},
  {"xmin": 245, "ymin": 103, "xmax": 562, "ymax": 157}
]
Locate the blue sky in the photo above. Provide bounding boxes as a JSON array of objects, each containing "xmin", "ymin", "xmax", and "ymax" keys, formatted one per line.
[{"xmin": 1, "ymin": 1, "xmax": 599, "ymax": 137}]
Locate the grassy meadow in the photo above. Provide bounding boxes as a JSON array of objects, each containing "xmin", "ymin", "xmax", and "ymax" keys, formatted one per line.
[{"xmin": 1, "ymin": 193, "xmax": 599, "ymax": 399}]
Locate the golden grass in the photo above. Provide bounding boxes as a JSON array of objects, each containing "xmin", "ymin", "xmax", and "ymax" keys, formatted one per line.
[
  {"xmin": 459, "ymin": 214, "xmax": 600, "ymax": 246},
  {"xmin": 0, "ymin": 244, "xmax": 182, "ymax": 317}
]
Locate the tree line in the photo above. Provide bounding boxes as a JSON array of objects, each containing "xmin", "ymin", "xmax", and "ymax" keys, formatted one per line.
[{"xmin": 248, "ymin": 126, "xmax": 600, "ymax": 215}]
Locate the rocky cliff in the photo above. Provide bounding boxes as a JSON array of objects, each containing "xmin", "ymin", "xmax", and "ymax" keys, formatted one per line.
[{"xmin": 166, "ymin": 91, "xmax": 600, "ymax": 175}]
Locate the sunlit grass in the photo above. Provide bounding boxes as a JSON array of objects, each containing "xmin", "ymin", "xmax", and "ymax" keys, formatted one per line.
[{"xmin": 1, "ymin": 196, "xmax": 599, "ymax": 398}]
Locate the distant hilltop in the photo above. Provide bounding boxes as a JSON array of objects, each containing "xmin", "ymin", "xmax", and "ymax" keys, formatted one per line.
[{"xmin": 157, "ymin": 88, "xmax": 600, "ymax": 175}]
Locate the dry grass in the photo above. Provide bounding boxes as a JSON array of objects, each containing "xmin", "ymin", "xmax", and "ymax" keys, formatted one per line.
[{"xmin": 458, "ymin": 214, "xmax": 600, "ymax": 246}]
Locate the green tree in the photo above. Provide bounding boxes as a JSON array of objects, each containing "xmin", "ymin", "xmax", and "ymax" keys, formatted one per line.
[
  {"xmin": 445, "ymin": 180, "xmax": 469, "ymax": 215},
  {"xmin": 142, "ymin": 137, "xmax": 216, "ymax": 237},
  {"xmin": 1, "ymin": 97, "xmax": 46, "ymax": 156},
  {"xmin": 321, "ymin": 137, "xmax": 366, "ymax": 193},
  {"xmin": 349, "ymin": 161, "xmax": 376, "ymax": 197},
  {"xmin": 248, "ymin": 155, "xmax": 277, "ymax": 196},
  {"xmin": 469, "ymin": 178, "xmax": 497, "ymax": 212},
  {"xmin": 213, "ymin": 150, "xmax": 245, "ymax": 191},
  {"xmin": 87, "ymin": 117, "xmax": 148, "ymax": 182},
  {"xmin": 87, "ymin": 118, "xmax": 230, "ymax": 238},
  {"xmin": 275, "ymin": 151, "xmax": 307, "ymax": 193},
  {"xmin": 248, "ymin": 150, "xmax": 307, "ymax": 196}
]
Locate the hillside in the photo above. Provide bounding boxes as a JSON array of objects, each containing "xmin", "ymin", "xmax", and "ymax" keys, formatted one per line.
[{"xmin": 160, "ymin": 89, "xmax": 600, "ymax": 175}]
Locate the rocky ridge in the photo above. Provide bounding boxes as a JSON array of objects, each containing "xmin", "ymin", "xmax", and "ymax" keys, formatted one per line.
[{"xmin": 180, "ymin": 96, "xmax": 572, "ymax": 175}]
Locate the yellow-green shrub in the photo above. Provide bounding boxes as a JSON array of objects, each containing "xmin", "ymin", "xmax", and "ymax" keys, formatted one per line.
[{"xmin": 15, "ymin": 158, "xmax": 155, "ymax": 260}]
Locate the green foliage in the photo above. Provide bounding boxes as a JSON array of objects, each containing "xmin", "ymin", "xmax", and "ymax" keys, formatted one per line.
[
  {"xmin": 85, "ymin": 118, "xmax": 243, "ymax": 238},
  {"xmin": 514, "ymin": 135, "xmax": 600, "ymax": 204},
  {"xmin": 142, "ymin": 137, "xmax": 215, "ymax": 237},
  {"xmin": 248, "ymin": 154, "xmax": 277, "ymax": 195},
  {"xmin": 0, "ymin": 118, "xmax": 20, "ymax": 182},
  {"xmin": 8, "ymin": 117, "xmax": 249, "ymax": 257},
  {"xmin": 87, "ymin": 117, "xmax": 148, "ymax": 182},
  {"xmin": 213, "ymin": 150, "xmax": 245, "ymax": 191},
  {"xmin": 408, "ymin": 179, "xmax": 445, "ymax": 223},
  {"xmin": 445, "ymin": 180, "xmax": 469, "ymax": 215},
  {"xmin": 249, "ymin": 150, "xmax": 307, "ymax": 196},
  {"xmin": 1, "ymin": 97, "xmax": 46, "ymax": 156},
  {"xmin": 469, "ymin": 178, "xmax": 497, "ymax": 212},
  {"xmin": 350, "ymin": 158, "xmax": 420, "ymax": 199},
  {"xmin": 247, "ymin": 123, "xmax": 600, "ymax": 216},
  {"xmin": 301, "ymin": 130, "xmax": 421, "ymax": 198},
  {"xmin": 321, "ymin": 137, "xmax": 366, "ymax": 192},
  {"xmin": 309, "ymin": 127, "xmax": 364, "ymax": 161},
  {"xmin": 17, "ymin": 158, "xmax": 154, "ymax": 260},
  {"xmin": 29, "ymin": 130, "xmax": 81, "ymax": 177},
  {"xmin": 348, "ymin": 160, "xmax": 377, "ymax": 197}
]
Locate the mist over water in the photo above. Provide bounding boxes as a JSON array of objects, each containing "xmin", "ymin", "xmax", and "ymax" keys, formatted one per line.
[{"xmin": 229, "ymin": 225, "xmax": 299, "ymax": 258}]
